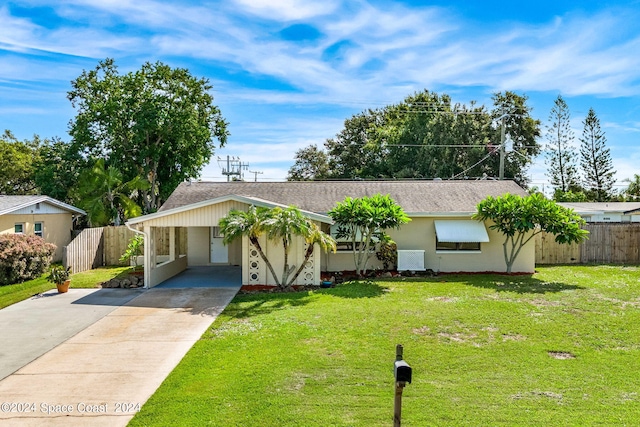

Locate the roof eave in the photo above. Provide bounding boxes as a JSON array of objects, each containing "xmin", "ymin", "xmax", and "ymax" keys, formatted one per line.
[
  {"xmin": 0, "ymin": 196, "xmax": 86, "ymax": 216},
  {"xmin": 407, "ymin": 211, "xmax": 477, "ymax": 217},
  {"xmin": 126, "ymin": 194, "xmax": 333, "ymax": 226}
]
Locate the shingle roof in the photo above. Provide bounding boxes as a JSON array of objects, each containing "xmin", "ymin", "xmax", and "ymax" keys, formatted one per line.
[
  {"xmin": 159, "ymin": 180, "xmax": 527, "ymax": 215},
  {"xmin": 0, "ymin": 195, "xmax": 86, "ymax": 216}
]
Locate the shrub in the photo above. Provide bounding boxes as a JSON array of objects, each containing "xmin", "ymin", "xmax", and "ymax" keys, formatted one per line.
[
  {"xmin": 375, "ymin": 235, "xmax": 398, "ymax": 270},
  {"xmin": 0, "ymin": 234, "xmax": 56, "ymax": 286},
  {"xmin": 119, "ymin": 234, "xmax": 144, "ymax": 271}
]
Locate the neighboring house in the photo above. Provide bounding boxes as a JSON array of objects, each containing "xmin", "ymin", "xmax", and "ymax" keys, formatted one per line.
[
  {"xmin": 127, "ymin": 180, "xmax": 532, "ymax": 288},
  {"xmin": 0, "ymin": 195, "xmax": 86, "ymax": 262},
  {"xmin": 558, "ymin": 202, "xmax": 640, "ymax": 223}
]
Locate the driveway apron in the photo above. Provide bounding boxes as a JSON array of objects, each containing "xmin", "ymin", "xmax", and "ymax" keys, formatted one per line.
[{"xmin": 0, "ymin": 286, "xmax": 239, "ymax": 426}]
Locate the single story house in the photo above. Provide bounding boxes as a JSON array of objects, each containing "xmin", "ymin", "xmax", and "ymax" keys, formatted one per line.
[
  {"xmin": 126, "ymin": 180, "xmax": 532, "ymax": 288},
  {"xmin": 0, "ymin": 195, "xmax": 86, "ymax": 262},
  {"xmin": 557, "ymin": 202, "xmax": 640, "ymax": 223}
]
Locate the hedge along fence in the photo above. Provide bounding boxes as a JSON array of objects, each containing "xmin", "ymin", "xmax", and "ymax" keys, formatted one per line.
[
  {"xmin": 535, "ymin": 223, "xmax": 640, "ymax": 265},
  {"xmin": 64, "ymin": 226, "xmax": 188, "ymax": 274}
]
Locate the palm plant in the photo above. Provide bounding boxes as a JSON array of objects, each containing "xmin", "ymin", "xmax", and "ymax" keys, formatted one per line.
[
  {"xmin": 264, "ymin": 206, "xmax": 313, "ymax": 286},
  {"xmin": 219, "ymin": 206, "xmax": 280, "ymax": 286},
  {"xmin": 219, "ymin": 206, "xmax": 336, "ymax": 289},
  {"xmin": 78, "ymin": 158, "xmax": 149, "ymax": 226},
  {"xmin": 288, "ymin": 222, "xmax": 336, "ymax": 285}
]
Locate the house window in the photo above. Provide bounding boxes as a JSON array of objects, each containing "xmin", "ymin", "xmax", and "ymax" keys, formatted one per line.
[
  {"xmin": 14, "ymin": 223, "xmax": 25, "ymax": 234},
  {"xmin": 330, "ymin": 224, "xmax": 378, "ymax": 252},
  {"xmin": 434, "ymin": 220, "xmax": 488, "ymax": 252},
  {"xmin": 34, "ymin": 222, "xmax": 44, "ymax": 238},
  {"xmin": 335, "ymin": 241, "xmax": 370, "ymax": 252},
  {"xmin": 436, "ymin": 239, "xmax": 481, "ymax": 251}
]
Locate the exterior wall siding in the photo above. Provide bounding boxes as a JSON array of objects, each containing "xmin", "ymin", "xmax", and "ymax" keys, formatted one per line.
[
  {"xmin": 322, "ymin": 217, "xmax": 534, "ymax": 274},
  {"xmin": 10, "ymin": 203, "xmax": 69, "ymax": 215},
  {"xmin": 0, "ymin": 213, "xmax": 73, "ymax": 262},
  {"xmin": 142, "ymin": 201, "xmax": 249, "ymax": 227}
]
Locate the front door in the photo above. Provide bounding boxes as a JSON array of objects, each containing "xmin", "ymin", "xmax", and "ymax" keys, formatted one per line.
[{"xmin": 210, "ymin": 227, "xmax": 228, "ymax": 264}]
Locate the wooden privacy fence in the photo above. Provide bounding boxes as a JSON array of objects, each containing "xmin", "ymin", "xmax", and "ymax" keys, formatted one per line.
[
  {"xmin": 63, "ymin": 227, "xmax": 105, "ymax": 274},
  {"xmin": 64, "ymin": 226, "xmax": 188, "ymax": 273},
  {"xmin": 103, "ymin": 226, "xmax": 137, "ymax": 266},
  {"xmin": 536, "ymin": 223, "xmax": 640, "ymax": 265}
]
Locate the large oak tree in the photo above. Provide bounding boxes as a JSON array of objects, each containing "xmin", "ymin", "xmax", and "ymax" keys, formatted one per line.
[
  {"xmin": 287, "ymin": 90, "xmax": 541, "ymax": 185},
  {"xmin": 68, "ymin": 58, "xmax": 228, "ymax": 213}
]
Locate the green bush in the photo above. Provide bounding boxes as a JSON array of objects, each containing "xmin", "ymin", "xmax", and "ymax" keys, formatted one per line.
[{"xmin": 0, "ymin": 234, "xmax": 56, "ymax": 286}]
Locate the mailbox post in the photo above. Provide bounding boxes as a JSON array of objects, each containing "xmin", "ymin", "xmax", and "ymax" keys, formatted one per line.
[{"xmin": 393, "ymin": 344, "xmax": 412, "ymax": 427}]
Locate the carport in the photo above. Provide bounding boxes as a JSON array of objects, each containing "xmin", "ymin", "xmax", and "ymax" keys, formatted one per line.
[{"xmin": 155, "ymin": 266, "xmax": 241, "ymax": 288}]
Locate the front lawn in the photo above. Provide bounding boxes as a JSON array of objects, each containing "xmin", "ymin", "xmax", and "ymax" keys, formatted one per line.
[
  {"xmin": 130, "ymin": 266, "xmax": 640, "ymax": 426},
  {"xmin": 0, "ymin": 266, "xmax": 133, "ymax": 310}
]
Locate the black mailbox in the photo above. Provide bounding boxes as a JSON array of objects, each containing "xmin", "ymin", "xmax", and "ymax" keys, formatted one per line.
[{"xmin": 394, "ymin": 360, "xmax": 412, "ymax": 383}]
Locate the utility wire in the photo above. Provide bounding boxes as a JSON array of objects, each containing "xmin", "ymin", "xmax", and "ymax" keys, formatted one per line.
[{"xmin": 449, "ymin": 152, "xmax": 496, "ymax": 180}]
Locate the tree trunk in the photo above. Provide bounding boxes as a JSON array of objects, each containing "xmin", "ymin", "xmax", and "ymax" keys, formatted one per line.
[
  {"xmin": 249, "ymin": 236, "xmax": 280, "ymax": 286},
  {"xmin": 288, "ymin": 243, "xmax": 315, "ymax": 286}
]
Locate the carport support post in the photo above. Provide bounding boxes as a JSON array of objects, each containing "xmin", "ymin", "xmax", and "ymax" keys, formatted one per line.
[
  {"xmin": 169, "ymin": 227, "xmax": 176, "ymax": 261},
  {"xmin": 394, "ymin": 344, "xmax": 406, "ymax": 427}
]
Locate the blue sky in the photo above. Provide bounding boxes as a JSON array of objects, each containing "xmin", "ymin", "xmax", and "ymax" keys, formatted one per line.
[{"xmin": 2, "ymin": 0, "xmax": 639, "ymax": 191}]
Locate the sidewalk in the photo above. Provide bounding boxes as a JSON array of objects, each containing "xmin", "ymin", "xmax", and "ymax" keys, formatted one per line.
[{"xmin": 0, "ymin": 286, "xmax": 239, "ymax": 426}]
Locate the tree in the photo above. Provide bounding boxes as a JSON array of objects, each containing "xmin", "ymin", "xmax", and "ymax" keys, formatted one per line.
[
  {"xmin": 288, "ymin": 90, "xmax": 541, "ymax": 185},
  {"xmin": 473, "ymin": 193, "xmax": 588, "ymax": 273},
  {"xmin": 579, "ymin": 108, "xmax": 615, "ymax": 201},
  {"xmin": 0, "ymin": 130, "xmax": 40, "ymax": 194},
  {"xmin": 623, "ymin": 174, "xmax": 640, "ymax": 201},
  {"xmin": 490, "ymin": 92, "xmax": 542, "ymax": 185},
  {"xmin": 287, "ymin": 144, "xmax": 330, "ymax": 181},
  {"xmin": 219, "ymin": 206, "xmax": 335, "ymax": 289},
  {"xmin": 553, "ymin": 189, "xmax": 588, "ymax": 202},
  {"xmin": 328, "ymin": 194, "xmax": 410, "ymax": 277},
  {"xmin": 325, "ymin": 110, "xmax": 386, "ymax": 179},
  {"xmin": 546, "ymin": 95, "xmax": 581, "ymax": 195},
  {"xmin": 68, "ymin": 58, "xmax": 228, "ymax": 213},
  {"xmin": 33, "ymin": 137, "xmax": 86, "ymax": 204},
  {"xmin": 288, "ymin": 222, "xmax": 337, "ymax": 284},
  {"xmin": 77, "ymin": 159, "xmax": 149, "ymax": 226}
]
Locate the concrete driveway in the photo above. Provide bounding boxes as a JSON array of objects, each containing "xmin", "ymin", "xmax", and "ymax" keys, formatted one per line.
[{"xmin": 0, "ymin": 285, "xmax": 239, "ymax": 426}]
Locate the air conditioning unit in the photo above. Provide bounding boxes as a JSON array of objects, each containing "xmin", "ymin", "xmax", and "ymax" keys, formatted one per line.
[{"xmin": 397, "ymin": 250, "xmax": 425, "ymax": 271}]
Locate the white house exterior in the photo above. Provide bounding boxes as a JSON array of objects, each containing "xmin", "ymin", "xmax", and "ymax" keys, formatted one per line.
[
  {"xmin": 126, "ymin": 180, "xmax": 533, "ymax": 288},
  {"xmin": 558, "ymin": 202, "xmax": 640, "ymax": 223}
]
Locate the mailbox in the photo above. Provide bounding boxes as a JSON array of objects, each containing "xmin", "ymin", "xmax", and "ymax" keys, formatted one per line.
[{"xmin": 394, "ymin": 359, "xmax": 412, "ymax": 383}]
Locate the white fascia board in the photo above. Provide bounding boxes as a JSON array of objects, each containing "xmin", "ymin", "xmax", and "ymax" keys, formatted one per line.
[
  {"xmin": 126, "ymin": 194, "xmax": 333, "ymax": 226},
  {"xmin": 0, "ymin": 196, "xmax": 86, "ymax": 216},
  {"xmin": 407, "ymin": 212, "xmax": 476, "ymax": 218}
]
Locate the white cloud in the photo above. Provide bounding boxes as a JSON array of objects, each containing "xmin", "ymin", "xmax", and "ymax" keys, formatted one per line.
[{"xmin": 231, "ymin": 0, "xmax": 338, "ymax": 21}]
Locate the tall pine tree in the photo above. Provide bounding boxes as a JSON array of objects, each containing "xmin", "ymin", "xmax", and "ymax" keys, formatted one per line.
[
  {"xmin": 579, "ymin": 108, "xmax": 615, "ymax": 201},
  {"xmin": 546, "ymin": 95, "xmax": 580, "ymax": 197}
]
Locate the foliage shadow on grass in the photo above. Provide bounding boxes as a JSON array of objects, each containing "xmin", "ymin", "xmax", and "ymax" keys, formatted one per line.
[
  {"xmin": 227, "ymin": 291, "xmax": 315, "ymax": 319},
  {"xmin": 457, "ymin": 275, "xmax": 585, "ymax": 294},
  {"xmin": 319, "ymin": 280, "xmax": 388, "ymax": 299},
  {"xmin": 226, "ymin": 281, "xmax": 387, "ymax": 319}
]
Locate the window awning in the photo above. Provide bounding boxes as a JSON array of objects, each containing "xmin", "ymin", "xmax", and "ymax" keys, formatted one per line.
[{"xmin": 434, "ymin": 220, "xmax": 489, "ymax": 243}]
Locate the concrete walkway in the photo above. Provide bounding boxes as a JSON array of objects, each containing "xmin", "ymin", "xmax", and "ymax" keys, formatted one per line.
[{"xmin": 0, "ymin": 285, "xmax": 239, "ymax": 426}]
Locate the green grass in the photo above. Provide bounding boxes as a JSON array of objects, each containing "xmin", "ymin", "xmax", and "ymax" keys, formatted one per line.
[
  {"xmin": 0, "ymin": 266, "xmax": 133, "ymax": 310},
  {"xmin": 129, "ymin": 265, "xmax": 640, "ymax": 426}
]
